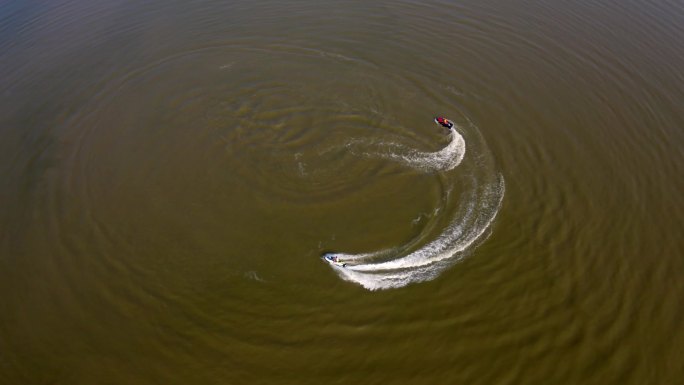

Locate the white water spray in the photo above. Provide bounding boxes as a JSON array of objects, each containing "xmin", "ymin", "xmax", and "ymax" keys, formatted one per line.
[{"xmin": 326, "ymin": 123, "xmax": 504, "ymax": 290}]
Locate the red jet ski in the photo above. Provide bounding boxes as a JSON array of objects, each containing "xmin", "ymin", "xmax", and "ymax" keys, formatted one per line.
[{"xmin": 434, "ymin": 116, "xmax": 454, "ymax": 129}]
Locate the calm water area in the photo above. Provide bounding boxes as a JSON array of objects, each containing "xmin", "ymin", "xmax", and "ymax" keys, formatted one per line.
[{"xmin": 1, "ymin": 0, "xmax": 683, "ymax": 384}]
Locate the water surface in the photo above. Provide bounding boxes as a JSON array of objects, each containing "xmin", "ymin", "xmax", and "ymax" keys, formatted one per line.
[{"xmin": 1, "ymin": 0, "xmax": 683, "ymax": 384}]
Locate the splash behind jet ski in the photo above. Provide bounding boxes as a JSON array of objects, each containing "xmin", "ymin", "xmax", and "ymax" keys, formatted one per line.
[
  {"xmin": 323, "ymin": 253, "xmax": 347, "ymax": 268},
  {"xmin": 434, "ymin": 116, "xmax": 454, "ymax": 129}
]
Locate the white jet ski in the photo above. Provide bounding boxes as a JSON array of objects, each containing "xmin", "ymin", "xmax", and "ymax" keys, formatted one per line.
[{"xmin": 323, "ymin": 253, "xmax": 347, "ymax": 268}]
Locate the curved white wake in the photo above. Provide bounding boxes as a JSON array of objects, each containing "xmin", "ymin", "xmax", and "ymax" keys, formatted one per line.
[
  {"xmin": 348, "ymin": 128, "xmax": 466, "ymax": 172},
  {"xmin": 380, "ymin": 128, "xmax": 466, "ymax": 172},
  {"xmin": 326, "ymin": 123, "xmax": 504, "ymax": 290}
]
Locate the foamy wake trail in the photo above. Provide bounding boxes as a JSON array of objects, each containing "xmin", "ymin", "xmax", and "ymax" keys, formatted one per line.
[
  {"xmin": 327, "ymin": 123, "xmax": 505, "ymax": 290},
  {"xmin": 348, "ymin": 128, "xmax": 466, "ymax": 172}
]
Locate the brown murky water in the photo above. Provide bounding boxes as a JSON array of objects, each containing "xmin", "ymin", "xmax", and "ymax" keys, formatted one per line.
[{"xmin": 1, "ymin": 0, "xmax": 683, "ymax": 384}]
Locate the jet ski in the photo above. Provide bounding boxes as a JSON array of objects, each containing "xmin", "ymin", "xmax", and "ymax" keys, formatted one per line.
[
  {"xmin": 434, "ymin": 116, "xmax": 454, "ymax": 129},
  {"xmin": 323, "ymin": 253, "xmax": 347, "ymax": 268}
]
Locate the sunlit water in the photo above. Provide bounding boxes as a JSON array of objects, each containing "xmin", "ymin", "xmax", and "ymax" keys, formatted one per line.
[{"xmin": 1, "ymin": 0, "xmax": 683, "ymax": 384}]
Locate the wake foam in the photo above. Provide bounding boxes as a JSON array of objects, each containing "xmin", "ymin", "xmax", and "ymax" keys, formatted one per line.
[
  {"xmin": 326, "ymin": 122, "xmax": 504, "ymax": 290},
  {"xmin": 347, "ymin": 128, "xmax": 466, "ymax": 172}
]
